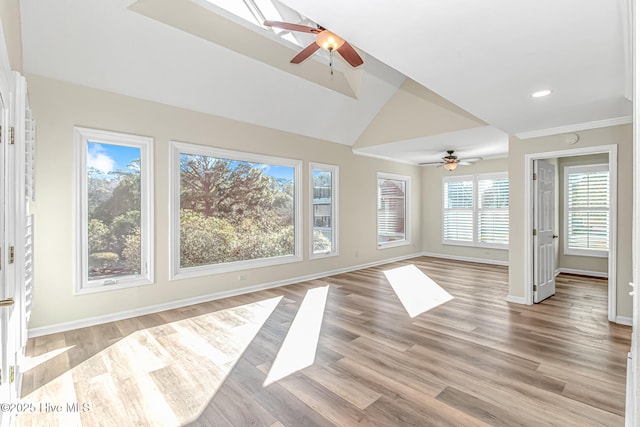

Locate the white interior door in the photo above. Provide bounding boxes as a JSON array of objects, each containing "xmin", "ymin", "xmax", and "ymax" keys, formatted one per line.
[
  {"xmin": 0, "ymin": 89, "xmax": 12, "ymax": 425},
  {"xmin": 534, "ymin": 159, "xmax": 557, "ymax": 303}
]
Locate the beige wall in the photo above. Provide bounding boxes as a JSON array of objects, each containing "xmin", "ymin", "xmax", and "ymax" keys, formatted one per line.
[
  {"xmin": 0, "ymin": 0, "xmax": 22, "ymax": 71},
  {"xmin": 353, "ymin": 79, "xmax": 485, "ymax": 149},
  {"xmin": 508, "ymin": 125, "xmax": 632, "ymax": 319},
  {"xmin": 27, "ymin": 74, "xmax": 423, "ymax": 329},
  {"xmin": 557, "ymin": 153, "xmax": 609, "ymax": 274},
  {"xmin": 421, "ymin": 157, "xmax": 509, "ymax": 263}
]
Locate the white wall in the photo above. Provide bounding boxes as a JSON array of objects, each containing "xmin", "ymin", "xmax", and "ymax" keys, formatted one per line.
[{"xmin": 27, "ymin": 74, "xmax": 423, "ymax": 331}]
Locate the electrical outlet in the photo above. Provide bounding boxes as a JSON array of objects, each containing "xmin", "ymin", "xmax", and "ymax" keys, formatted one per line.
[{"xmin": 239, "ymin": 274, "xmax": 247, "ymax": 281}]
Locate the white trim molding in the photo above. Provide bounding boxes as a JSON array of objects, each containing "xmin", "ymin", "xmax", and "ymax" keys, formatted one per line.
[
  {"xmin": 556, "ymin": 268, "xmax": 608, "ymax": 279},
  {"xmin": 505, "ymin": 295, "xmax": 528, "ymax": 305},
  {"xmin": 515, "ymin": 116, "xmax": 632, "ymax": 140},
  {"xmin": 421, "ymin": 251, "xmax": 508, "ymax": 267},
  {"xmin": 615, "ymin": 316, "xmax": 632, "ymax": 326}
]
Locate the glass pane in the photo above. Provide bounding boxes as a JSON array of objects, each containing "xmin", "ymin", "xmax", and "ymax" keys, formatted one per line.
[
  {"xmin": 87, "ymin": 142, "xmax": 142, "ymax": 280},
  {"xmin": 204, "ymin": 0, "xmax": 258, "ymax": 25},
  {"xmin": 568, "ymin": 171, "xmax": 609, "ymax": 208},
  {"xmin": 377, "ymin": 178, "xmax": 406, "ymax": 244},
  {"xmin": 478, "ymin": 210, "xmax": 509, "ymax": 244},
  {"xmin": 312, "ymin": 169, "xmax": 333, "ymax": 254},
  {"xmin": 179, "ymin": 153, "xmax": 295, "ymax": 267},
  {"xmin": 567, "ymin": 211, "xmax": 609, "ymax": 250},
  {"xmin": 444, "ymin": 181, "xmax": 473, "ymax": 209},
  {"xmin": 478, "ymin": 178, "xmax": 509, "ymax": 209}
]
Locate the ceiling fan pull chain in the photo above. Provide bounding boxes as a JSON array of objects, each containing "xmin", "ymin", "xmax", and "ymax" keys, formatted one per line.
[{"xmin": 329, "ymin": 49, "xmax": 334, "ymax": 77}]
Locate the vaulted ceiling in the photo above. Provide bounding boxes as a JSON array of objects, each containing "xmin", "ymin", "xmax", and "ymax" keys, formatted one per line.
[{"xmin": 19, "ymin": 0, "xmax": 631, "ymax": 164}]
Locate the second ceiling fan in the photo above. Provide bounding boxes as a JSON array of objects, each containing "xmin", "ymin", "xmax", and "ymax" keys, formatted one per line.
[
  {"xmin": 420, "ymin": 150, "xmax": 482, "ymax": 171},
  {"xmin": 264, "ymin": 20, "xmax": 364, "ymax": 68}
]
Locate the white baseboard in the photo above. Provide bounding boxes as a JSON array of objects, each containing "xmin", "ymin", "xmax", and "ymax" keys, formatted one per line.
[
  {"xmin": 421, "ymin": 252, "xmax": 509, "ymax": 267},
  {"xmin": 615, "ymin": 316, "xmax": 633, "ymax": 326},
  {"xmin": 505, "ymin": 295, "xmax": 528, "ymax": 305},
  {"xmin": 556, "ymin": 267, "xmax": 608, "ymax": 278},
  {"xmin": 28, "ymin": 252, "xmax": 422, "ymax": 338}
]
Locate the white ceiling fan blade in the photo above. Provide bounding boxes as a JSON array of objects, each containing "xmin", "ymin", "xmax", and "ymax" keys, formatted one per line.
[{"xmin": 458, "ymin": 157, "xmax": 483, "ymax": 164}]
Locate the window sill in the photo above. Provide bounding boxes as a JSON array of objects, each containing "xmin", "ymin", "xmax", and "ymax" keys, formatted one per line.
[
  {"xmin": 76, "ymin": 277, "xmax": 154, "ymax": 295},
  {"xmin": 377, "ymin": 240, "xmax": 411, "ymax": 250},
  {"xmin": 442, "ymin": 240, "xmax": 509, "ymax": 250},
  {"xmin": 563, "ymin": 249, "xmax": 608, "ymax": 258},
  {"xmin": 170, "ymin": 254, "xmax": 303, "ymax": 281},
  {"xmin": 310, "ymin": 251, "xmax": 339, "ymax": 260}
]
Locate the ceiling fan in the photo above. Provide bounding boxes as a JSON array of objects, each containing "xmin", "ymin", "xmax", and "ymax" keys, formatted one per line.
[
  {"xmin": 263, "ymin": 20, "xmax": 364, "ymax": 71},
  {"xmin": 420, "ymin": 150, "xmax": 482, "ymax": 171}
]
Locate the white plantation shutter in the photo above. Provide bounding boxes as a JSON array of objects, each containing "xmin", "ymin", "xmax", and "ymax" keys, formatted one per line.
[
  {"xmin": 477, "ymin": 175, "xmax": 509, "ymax": 245},
  {"xmin": 443, "ymin": 178, "xmax": 473, "ymax": 242},
  {"xmin": 565, "ymin": 164, "xmax": 609, "ymax": 256},
  {"xmin": 23, "ymin": 106, "xmax": 36, "ymax": 341},
  {"xmin": 443, "ymin": 173, "xmax": 509, "ymax": 248}
]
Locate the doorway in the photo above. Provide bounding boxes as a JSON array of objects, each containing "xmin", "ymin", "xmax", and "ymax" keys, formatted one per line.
[{"xmin": 524, "ymin": 144, "xmax": 618, "ymax": 321}]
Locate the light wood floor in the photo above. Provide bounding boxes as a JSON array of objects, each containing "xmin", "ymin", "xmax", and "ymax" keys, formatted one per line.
[{"xmin": 18, "ymin": 257, "xmax": 631, "ymax": 426}]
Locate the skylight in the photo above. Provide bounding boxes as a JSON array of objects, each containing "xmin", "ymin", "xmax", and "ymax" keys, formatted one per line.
[{"xmin": 203, "ymin": 0, "xmax": 313, "ymax": 47}]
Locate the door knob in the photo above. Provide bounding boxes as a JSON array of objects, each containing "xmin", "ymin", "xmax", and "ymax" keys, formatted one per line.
[
  {"xmin": 552, "ymin": 235, "xmax": 559, "ymax": 239},
  {"xmin": 0, "ymin": 299, "xmax": 15, "ymax": 307}
]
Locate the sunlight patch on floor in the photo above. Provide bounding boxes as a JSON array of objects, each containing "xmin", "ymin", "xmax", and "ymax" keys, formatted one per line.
[
  {"xmin": 18, "ymin": 296, "xmax": 283, "ymax": 427},
  {"xmin": 383, "ymin": 264, "xmax": 453, "ymax": 317},
  {"xmin": 263, "ymin": 286, "xmax": 329, "ymax": 386},
  {"xmin": 22, "ymin": 345, "xmax": 76, "ymax": 371}
]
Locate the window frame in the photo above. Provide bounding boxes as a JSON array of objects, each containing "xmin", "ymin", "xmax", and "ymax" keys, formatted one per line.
[
  {"xmin": 169, "ymin": 141, "xmax": 303, "ymax": 280},
  {"xmin": 442, "ymin": 172, "xmax": 509, "ymax": 249},
  {"xmin": 376, "ymin": 172, "xmax": 411, "ymax": 249},
  {"xmin": 563, "ymin": 163, "xmax": 609, "ymax": 258},
  {"xmin": 75, "ymin": 127, "xmax": 154, "ymax": 294},
  {"xmin": 309, "ymin": 162, "xmax": 339, "ymax": 259}
]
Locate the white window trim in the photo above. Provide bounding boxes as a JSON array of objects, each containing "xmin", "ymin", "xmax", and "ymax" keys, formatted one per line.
[
  {"xmin": 563, "ymin": 163, "xmax": 609, "ymax": 258},
  {"xmin": 377, "ymin": 172, "xmax": 411, "ymax": 249},
  {"xmin": 309, "ymin": 162, "xmax": 339, "ymax": 259},
  {"xmin": 442, "ymin": 172, "xmax": 509, "ymax": 249},
  {"xmin": 74, "ymin": 127, "xmax": 154, "ymax": 294},
  {"xmin": 169, "ymin": 141, "xmax": 303, "ymax": 280}
]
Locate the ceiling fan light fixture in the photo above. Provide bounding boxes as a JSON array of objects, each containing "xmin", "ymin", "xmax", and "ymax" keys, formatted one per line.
[
  {"xmin": 315, "ymin": 30, "xmax": 345, "ymax": 51},
  {"xmin": 443, "ymin": 162, "xmax": 458, "ymax": 171}
]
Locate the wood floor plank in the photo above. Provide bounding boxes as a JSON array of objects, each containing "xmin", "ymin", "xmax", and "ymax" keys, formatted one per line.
[{"xmin": 18, "ymin": 257, "xmax": 631, "ymax": 426}]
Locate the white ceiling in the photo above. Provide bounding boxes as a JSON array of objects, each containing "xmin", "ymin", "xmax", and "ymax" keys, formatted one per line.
[{"xmin": 19, "ymin": 0, "xmax": 631, "ymax": 164}]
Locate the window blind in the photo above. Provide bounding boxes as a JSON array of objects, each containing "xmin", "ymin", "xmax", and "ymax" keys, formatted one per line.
[
  {"xmin": 477, "ymin": 177, "xmax": 509, "ymax": 245},
  {"xmin": 565, "ymin": 165, "xmax": 609, "ymax": 255},
  {"xmin": 443, "ymin": 179, "xmax": 473, "ymax": 242},
  {"xmin": 443, "ymin": 173, "xmax": 509, "ymax": 248}
]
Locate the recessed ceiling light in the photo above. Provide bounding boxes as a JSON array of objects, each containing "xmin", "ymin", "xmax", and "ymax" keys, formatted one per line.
[{"xmin": 531, "ymin": 89, "xmax": 552, "ymax": 98}]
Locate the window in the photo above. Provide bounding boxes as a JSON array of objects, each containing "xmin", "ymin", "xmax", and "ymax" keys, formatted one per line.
[
  {"xmin": 443, "ymin": 173, "xmax": 509, "ymax": 248},
  {"xmin": 564, "ymin": 164, "xmax": 609, "ymax": 257},
  {"xmin": 170, "ymin": 142, "xmax": 302, "ymax": 278},
  {"xmin": 377, "ymin": 173, "xmax": 411, "ymax": 248},
  {"xmin": 75, "ymin": 127, "xmax": 154, "ymax": 293},
  {"xmin": 310, "ymin": 163, "xmax": 338, "ymax": 258}
]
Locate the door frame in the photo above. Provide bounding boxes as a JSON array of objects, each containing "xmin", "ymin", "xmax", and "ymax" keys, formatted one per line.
[{"xmin": 524, "ymin": 144, "xmax": 618, "ymax": 321}]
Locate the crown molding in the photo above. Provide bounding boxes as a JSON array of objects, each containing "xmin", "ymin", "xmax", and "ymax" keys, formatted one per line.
[{"xmin": 515, "ymin": 116, "xmax": 632, "ymax": 140}]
